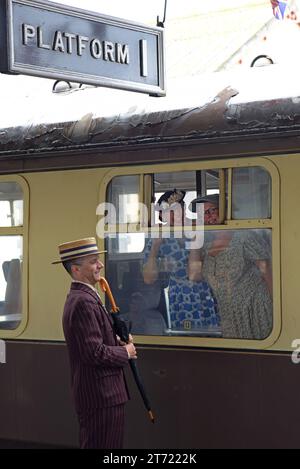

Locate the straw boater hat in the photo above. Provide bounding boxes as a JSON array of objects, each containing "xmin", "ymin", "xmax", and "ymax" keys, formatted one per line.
[{"xmin": 52, "ymin": 237, "xmax": 106, "ymax": 264}]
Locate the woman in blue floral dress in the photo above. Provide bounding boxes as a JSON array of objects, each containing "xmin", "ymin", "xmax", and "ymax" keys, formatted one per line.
[{"xmin": 143, "ymin": 190, "xmax": 220, "ymax": 333}]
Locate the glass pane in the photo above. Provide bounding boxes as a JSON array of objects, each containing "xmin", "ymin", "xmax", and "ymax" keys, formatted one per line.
[
  {"xmin": 106, "ymin": 228, "xmax": 272, "ymax": 340},
  {"xmin": 0, "ymin": 182, "xmax": 23, "ymax": 227},
  {"xmin": 106, "ymin": 233, "xmax": 146, "ymax": 256},
  {"xmin": 195, "ymin": 228, "xmax": 273, "ymax": 339},
  {"xmin": 205, "ymin": 169, "xmax": 220, "ymax": 195},
  {"xmin": 105, "ymin": 233, "xmax": 147, "ymax": 332},
  {"xmin": 13, "ymin": 200, "xmax": 24, "ymax": 227},
  {"xmin": 0, "ymin": 202, "xmax": 10, "ymax": 227},
  {"xmin": 106, "ymin": 231, "xmax": 219, "ymax": 338},
  {"xmin": 107, "ymin": 175, "xmax": 140, "ymax": 224},
  {"xmin": 0, "ymin": 236, "xmax": 23, "ymax": 330},
  {"xmin": 232, "ymin": 167, "xmax": 271, "ymax": 219}
]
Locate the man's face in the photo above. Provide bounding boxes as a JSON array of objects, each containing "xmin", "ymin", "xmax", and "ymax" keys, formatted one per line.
[
  {"xmin": 204, "ymin": 202, "xmax": 219, "ymax": 225},
  {"xmin": 72, "ymin": 254, "xmax": 104, "ymax": 286}
]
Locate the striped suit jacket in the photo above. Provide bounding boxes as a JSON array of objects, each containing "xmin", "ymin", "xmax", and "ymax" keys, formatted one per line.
[{"xmin": 62, "ymin": 282, "xmax": 129, "ymax": 414}]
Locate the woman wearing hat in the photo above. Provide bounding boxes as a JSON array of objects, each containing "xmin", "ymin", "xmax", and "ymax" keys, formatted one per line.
[
  {"xmin": 143, "ymin": 190, "xmax": 220, "ymax": 333},
  {"xmin": 54, "ymin": 237, "xmax": 137, "ymax": 449},
  {"xmin": 188, "ymin": 196, "xmax": 273, "ymax": 340}
]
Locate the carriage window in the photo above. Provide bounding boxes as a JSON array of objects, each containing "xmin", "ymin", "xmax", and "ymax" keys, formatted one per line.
[
  {"xmin": 105, "ymin": 165, "xmax": 273, "ymax": 341},
  {"xmin": 0, "ymin": 236, "xmax": 23, "ymax": 330},
  {"xmin": 0, "ymin": 180, "xmax": 25, "ymax": 331},
  {"xmin": 232, "ymin": 167, "xmax": 271, "ymax": 219}
]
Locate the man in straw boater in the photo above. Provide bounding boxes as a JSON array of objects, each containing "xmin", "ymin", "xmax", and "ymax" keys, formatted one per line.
[{"xmin": 53, "ymin": 237, "xmax": 137, "ymax": 449}]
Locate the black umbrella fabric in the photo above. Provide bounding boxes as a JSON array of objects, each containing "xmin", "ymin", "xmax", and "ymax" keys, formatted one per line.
[{"xmin": 99, "ymin": 277, "xmax": 154, "ymax": 423}]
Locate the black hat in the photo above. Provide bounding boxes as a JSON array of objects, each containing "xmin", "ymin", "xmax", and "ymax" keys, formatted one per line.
[{"xmin": 156, "ymin": 189, "xmax": 186, "ymax": 210}]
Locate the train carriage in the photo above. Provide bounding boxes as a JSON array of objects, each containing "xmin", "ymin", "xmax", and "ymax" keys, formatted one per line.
[{"xmin": 0, "ymin": 77, "xmax": 300, "ymax": 448}]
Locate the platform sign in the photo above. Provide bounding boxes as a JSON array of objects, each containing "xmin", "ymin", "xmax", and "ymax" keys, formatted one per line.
[{"xmin": 0, "ymin": 0, "xmax": 165, "ymax": 96}]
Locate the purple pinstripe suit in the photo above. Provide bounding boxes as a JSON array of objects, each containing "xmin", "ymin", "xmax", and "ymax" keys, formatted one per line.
[{"xmin": 62, "ymin": 282, "xmax": 130, "ymax": 449}]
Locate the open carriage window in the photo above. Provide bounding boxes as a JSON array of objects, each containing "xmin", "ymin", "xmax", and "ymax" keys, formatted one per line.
[{"xmin": 105, "ymin": 164, "xmax": 274, "ymax": 342}]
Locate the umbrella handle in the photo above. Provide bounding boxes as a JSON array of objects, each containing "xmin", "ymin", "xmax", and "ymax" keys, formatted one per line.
[{"xmin": 99, "ymin": 277, "xmax": 119, "ymax": 313}]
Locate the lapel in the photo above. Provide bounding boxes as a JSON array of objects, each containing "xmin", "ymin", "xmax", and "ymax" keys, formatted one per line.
[{"xmin": 70, "ymin": 282, "xmax": 114, "ymax": 326}]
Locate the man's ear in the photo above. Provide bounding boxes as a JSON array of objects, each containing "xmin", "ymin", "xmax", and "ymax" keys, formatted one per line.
[{"xmin": 71, "ymin": 264, "xmax": 80, "ymax": 275}]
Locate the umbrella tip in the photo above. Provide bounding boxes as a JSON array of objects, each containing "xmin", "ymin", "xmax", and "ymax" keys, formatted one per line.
[{"xmin": 148, "ymin": 410, "xmax": 155, "ymax": 423}]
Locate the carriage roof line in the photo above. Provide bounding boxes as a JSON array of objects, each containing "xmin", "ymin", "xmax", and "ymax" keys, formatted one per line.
[{"xmin": 0, "ymin": 68, "xmax": 300, "ymax": 159}]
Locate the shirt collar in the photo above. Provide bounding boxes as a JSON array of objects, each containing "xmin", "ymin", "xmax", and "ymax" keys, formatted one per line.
[{"xmin": 72, "ymin": 280, "xmax": 102, "ymax": 299}]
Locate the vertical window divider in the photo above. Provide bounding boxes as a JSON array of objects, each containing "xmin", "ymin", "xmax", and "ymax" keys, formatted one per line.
[
  {"xmin": 143, "ymin": 174, "xmax": 154, "ymax": 229},
  {"xmin": 219, "ymin": 169, "xmax": 226, "ymax": 224},
  {"xmin": 139, "ymin": 174, "xmax": 144, "ymax": 228},
  {"xmin": 227, "ymin": 168, "xmax": 232, "ymax": 222}
]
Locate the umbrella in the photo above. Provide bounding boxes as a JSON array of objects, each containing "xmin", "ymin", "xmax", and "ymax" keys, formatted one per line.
[{"xmin": 99, "ymin": 277, "xmax": 155, "ymax": 423}]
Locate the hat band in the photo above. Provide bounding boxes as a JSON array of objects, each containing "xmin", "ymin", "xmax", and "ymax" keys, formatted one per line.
[
  {"xmin": 60, "ymin": 245, "xmax": 99, "ymax": 261},
  {"xmin": 60, "ymin": 251, "xmax": 100, "ymax": 263}
]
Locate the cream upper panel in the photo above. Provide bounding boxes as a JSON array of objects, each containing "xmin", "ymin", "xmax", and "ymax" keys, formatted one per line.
[{"xmin": 20, "ymin": 168, "xmax": 108, "ymax": 341}]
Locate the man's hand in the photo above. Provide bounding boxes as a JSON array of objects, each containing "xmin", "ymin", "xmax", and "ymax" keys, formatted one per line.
[
  {"xmin": 118, "ymin": 334, "xmax": 134, "ymax": 346},
  {"xmin": 125, "ymin": 342, "xmax": 137, "ymax": 360}
]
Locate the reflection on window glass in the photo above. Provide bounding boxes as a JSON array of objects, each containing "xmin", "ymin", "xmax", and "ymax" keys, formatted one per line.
[
  {"xmin": 13, "ymin": 200, "xmax": 24, "ymax": 227},
  {"xmin": 106, "ymin": 233, "xmax": 145, "ymax": 255},
  {"xmin": 0, "ymin": 182, "xmax": 23, "ymax": 227},
  {"xmin": 205, "ymin": 169, "xmax": 220, "ymax": 194},
  {"xmin": 143, "ymin": 233, "xmax": 221, "ymax": 336},
  {"xmin": 0, "ymin": 236, "xmax": 23, "ymax": 330},
  {"xmin": 232, "ymin": 167, "xmax": 271, "ymax": 219},
  {"xmin": 0, "ymin": 202, "xmax": 10, "ymax": 227},
  {"xmin": 190, "ymin": 229, "xmax": 272, "ymax": 339},
  {"xmin": 107, "ymin": 175, "xmax": 140, "ymax": 224},
  {"xmin": 106, "ymin": 229, "xmax": 272, "ymax": 340}
]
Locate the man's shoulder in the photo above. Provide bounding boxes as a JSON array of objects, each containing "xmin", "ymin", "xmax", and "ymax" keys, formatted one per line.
[
  {"xmin": 64, "ymin": 284, "xmax": 100, "ymax": 312},
  {"xmin": 70, "ymin": 282, "xmax": 99, "ymax": 299},
  {"xmin": 63, "ymin": 285, "xmax": 101, "ymax": 325}
]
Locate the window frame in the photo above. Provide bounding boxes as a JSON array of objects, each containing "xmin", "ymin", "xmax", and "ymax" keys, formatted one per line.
[
  {"xmin": 100, "ymin": 157, "xmax": 280, "ymax": 350},
  {"xmin": 0, "ymin": 175, "xmax": 29, "ymax": 338}
]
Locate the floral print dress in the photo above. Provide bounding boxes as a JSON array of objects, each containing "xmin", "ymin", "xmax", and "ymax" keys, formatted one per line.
[
  {"xmin": 144, "ymin": 237, "xmax": 220, "ymax": 333},
  {"xmin": 201, "ymin": 230, "xmax": 272, "ymax": 339}
]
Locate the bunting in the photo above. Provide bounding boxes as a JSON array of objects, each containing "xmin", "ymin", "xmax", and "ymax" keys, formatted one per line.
[{"xmin": 270, "ymin": 0, "xmax": 289, "ymax": 20}]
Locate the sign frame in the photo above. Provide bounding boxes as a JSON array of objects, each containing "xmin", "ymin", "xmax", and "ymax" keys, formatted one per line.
[{"xmin": 0, "ymin": 0, "xmax": 166, "ymax": 96}]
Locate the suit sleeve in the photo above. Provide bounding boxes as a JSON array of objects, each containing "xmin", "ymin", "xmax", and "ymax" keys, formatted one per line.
[{"xmin": 71, "ymin": 297, "xmax": 129, "ymax": 368}]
